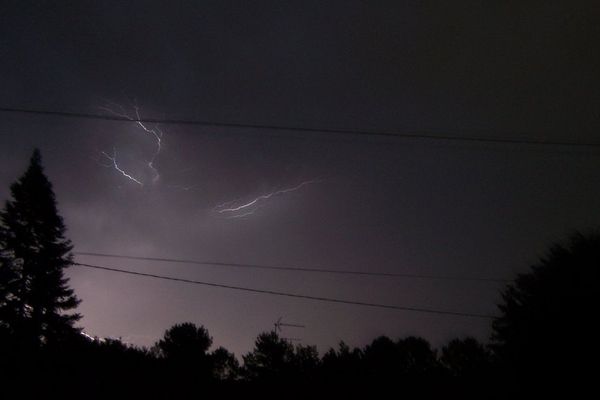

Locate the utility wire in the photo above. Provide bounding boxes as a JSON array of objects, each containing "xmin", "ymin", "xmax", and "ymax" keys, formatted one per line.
[
  {"xmin": 2, "ymin": 106, "xmax": 600, "ymax": 147},
  {"xmin": 72, "ymin": 262, "xmax": 496, "ymax": 319},
  {"xmin": 73, "ymin": 251, "xmax": 510, "ymax": 283}
]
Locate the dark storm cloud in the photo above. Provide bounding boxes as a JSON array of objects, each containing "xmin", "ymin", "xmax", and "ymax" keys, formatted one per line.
[
  {"xmin": 3, "ymin": 1, "xmax": 599, "ymax": 133},
  {"xmin": 1, "ymin": 1, "xmax": 600, "ymax": 356}
]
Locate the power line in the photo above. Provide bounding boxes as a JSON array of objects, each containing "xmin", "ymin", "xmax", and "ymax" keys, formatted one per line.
[
  {"xmin": 1, "ymin": 106, "xmax": 599, "ymax": 148},
  {"xmin": 72, "ymin": 262, "xmax": 496, "ymax": 319},
  {"xmin": 73, "ymin": 251, "xmax": 510, "ymax": 283}
]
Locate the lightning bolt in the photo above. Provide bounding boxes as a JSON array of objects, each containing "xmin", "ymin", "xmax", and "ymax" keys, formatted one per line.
[
  {"xmin": 132, "ymin": 104, "xmax": 163, "ymax": 184},
  {"xmin": 216, "ymin": 179, "xmax": 321, "ymax": 217},
  {"xmin": 101, "ymin": 149, "xmax": 144, "ymax": 186},
  {"xmin": 99, "ymin": 100, "xmax": 163, "ymax": 148},
  {"xmin": 225, "ymin": 210, "xmax": 259, "ymax": 219},
  {"xmin": 99, "ymin": 100, "xmax": 164, "ymax": 185},
  {"xmin": 223, "ymin": 203, "xmax": 266, "ymax": 219},
  {"xmin": 213, "ymin": 198, "xmax": 242, "ymax": 211}
]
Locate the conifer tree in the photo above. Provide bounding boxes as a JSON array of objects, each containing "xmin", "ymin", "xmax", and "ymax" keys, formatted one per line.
[{"xmin": 0, "ymin": 149, "xmax": 80, "ymax": 346}]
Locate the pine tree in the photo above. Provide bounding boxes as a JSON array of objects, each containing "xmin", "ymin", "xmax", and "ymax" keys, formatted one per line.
[
  {"xmin": 0, "ymin": 149, "xmax": 80, "ymax": 346},
  {"xmin": 0, "ymin": 248, "xmax": 21, "ymax": 337},
  {"xmin": 491, "ymin": 230, "xmax": 600, "ymax": 393}
]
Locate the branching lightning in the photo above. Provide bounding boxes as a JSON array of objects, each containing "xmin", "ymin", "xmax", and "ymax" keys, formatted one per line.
[
  {"xmin": 213, "ymin": 198, "xmax": 243, "ymax": 212},
  {"xmin": 216, "ymin": 179, "xmax": 321, "ymax": 218},
  {"xmin": 225, "ymin": 211, "xmax": 258, "ymax": 219},
  {"xmin": 223, "ymin": 205, "xmax": 265, "ymax": 219},
  {"xmin": 218, "ymin": 180, "xmax": 320, "ymax": 213},
  {"xmin": 99, "ymin": 100, "xmax": 165, "ymax": 186},
  {"xmin": 101, "ymin": 149, "xmax": 144, "ymax": 186},
  {"xmin": 96, "ymin": 98, "xmax": 320, "ymax": 212},
  {"xmin": 132, "ymin": 104, "xmax": 163, "ymax": 184}
]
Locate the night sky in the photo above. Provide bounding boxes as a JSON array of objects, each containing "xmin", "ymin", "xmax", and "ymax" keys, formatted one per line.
[{"xmin": 1, "ymin": 1, "xmax": 600, "ymax": 357}]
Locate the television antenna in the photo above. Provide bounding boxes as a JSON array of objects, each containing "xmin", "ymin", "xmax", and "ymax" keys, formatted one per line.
[{"xmin": 273, "ymin": 316, "xmax": 306, "ymax": 342}]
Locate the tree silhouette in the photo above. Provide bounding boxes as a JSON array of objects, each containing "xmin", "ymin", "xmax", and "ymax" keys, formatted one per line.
[
  {"xmin": 395, "ymin": 336, "xmax": 439, "ymax": 376},
  {"xmin": 242, "ymin": 330, "xmax": 295, "ymax": 381},
  {"xmin": 291, "ymin": 343, "xmax": 320, "ymax": 379},
  {"xmin": 0, "ymin": 149, "xmax": 80, "ymax": 347},
  {"xmin": 155, "ymin": 322, "xmax": 213, "ymax": 360},
  {"xmin": 362, "ymin": 335, "xmax": 399, "ymax": 380},
  {"xmin": 154, "ymin": 322, "xmax": 215, "ymax": 383},
  {"xmin": 361, "ymin": 335, "xmax": 438, "ymax": 381},
  {"xmin": 211, "ymin": 346, "xmax": 240, "ymax": 381},
  {"xmin": 0, "ymin": 248, "xmax": 20, "ymax": 337},
  {"xmin": 440, "ymin": 337, "xmax": 490, "ymax": 378},
  {"xmin": 321, "ymin": 341, "xmax": 364, "ymax": 383},
  {"xmin": 492, "ymin": 230, "xmax": 600, "ymax": 392}
]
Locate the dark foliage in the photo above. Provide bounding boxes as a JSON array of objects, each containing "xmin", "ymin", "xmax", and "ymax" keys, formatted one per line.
[
  {"xmin": 242, "ymin": 330, "xmax": 296, "ymax": 381},
  {"xmin": 155, "ymin": 322, "xmax": 213, "ymax": 360},
  {"xmin": 321, "ymin": 341, "xmax": 364, "ymax": 382},
  {"xmin": 441, "ymin": 337, "xmax": 491, "ymax": 378},
  {"xmin": 211, "ymin": 346, "xmax": 240, "ymax": 381},
  {"xmin": 153, "ymin": 321, "xmax": 239, "ymax": 386},
  {"xmin": 0, "ymin": 149, "xmax": 80, "ymax": 347},
  {"xmin": 492, "ymin": 230, "xmax": 600, "ymax": 394},
  {"xmin": 1, "ymin": 151, "xmax": 595, "ymax": 398}
]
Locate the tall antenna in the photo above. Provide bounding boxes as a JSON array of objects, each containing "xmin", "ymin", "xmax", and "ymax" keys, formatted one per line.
[{"xmin": 273, "ymin": 316, "xmax": 305, "ymax": 342}]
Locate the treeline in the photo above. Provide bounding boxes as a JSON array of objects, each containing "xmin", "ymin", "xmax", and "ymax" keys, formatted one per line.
[
  {"xmin": 2, "ymin": 321, "xmax": 494, "ymax": 398},
  {"xmin": 1, "ymin": 150, "xmax": 598, "ymax": 398}
]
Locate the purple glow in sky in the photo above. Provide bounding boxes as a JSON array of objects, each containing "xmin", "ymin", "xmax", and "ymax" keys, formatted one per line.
[{"xmin": 1, "ymin": 0, "xmax": 600, "ymax": 357}]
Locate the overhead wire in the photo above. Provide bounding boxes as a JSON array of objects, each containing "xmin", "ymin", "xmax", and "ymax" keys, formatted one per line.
[
  {"xmin": 72, "ymin": 262, "xmax": 496, "ymax": 320},
  {"xmin": 1, "ymin": 106, "xmax": 599, "ymax": 148},
  {"xmin": 74, "ymin": 251, "xmax": 510, "ymax": 283}
]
